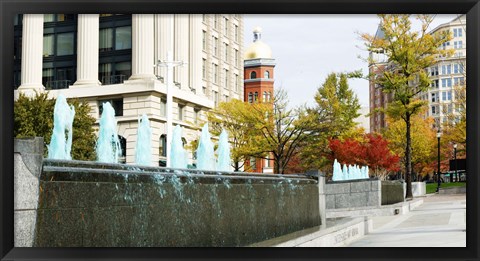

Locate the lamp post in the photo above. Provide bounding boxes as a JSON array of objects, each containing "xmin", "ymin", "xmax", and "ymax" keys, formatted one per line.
[
  {"xmin": 436, "ymin": 131, "xmax": 442, "ymax": 193},
  {"xmin": 453, "ymin": 143, "xmax": 458, "ymax": 182}
]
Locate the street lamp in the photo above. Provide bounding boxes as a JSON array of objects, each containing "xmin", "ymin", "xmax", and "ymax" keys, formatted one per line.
[
  {"xmin": 453, "ymin": 143, "xmax": 458, "ymax": 182},
  {"xmin": 436, "ymin": 131, "xmax": 442, "ymax": 193}
]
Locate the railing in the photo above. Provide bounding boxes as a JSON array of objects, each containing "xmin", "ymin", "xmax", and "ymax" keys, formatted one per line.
[
  {"xmin": 101, "ymin": 75, "xmax": 127, "ymax": 85},
  {"xmin": 46, "ymin": 80, "xmax": 71, "ymax": 90}
]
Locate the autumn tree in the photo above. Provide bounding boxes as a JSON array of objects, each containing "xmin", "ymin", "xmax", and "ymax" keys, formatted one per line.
[
  {"xmin": 361, "ymin": 14, "xmax": 453, "ymax": 198},
  {"xmin": 329, "ymin": 133, "xmax": 400, "ymax": 180},
  {"xmin": 14, "ymin": 92, "xmax": 97, "ymax": 161},
  {"xmin": 300, "ymin": 72, "xmax": 361, "ymax": 170}
]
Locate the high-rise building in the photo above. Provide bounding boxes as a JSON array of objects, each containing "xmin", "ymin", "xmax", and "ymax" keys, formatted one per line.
[
  {"xmin": 14, "ymin": 14, "xmax": 244, "ymax": 167},
  {"xmin": 243, "ymin": 27, "xmax": 275, "ymax": 173},
  {"xmin": 369, "ymin": 15, "xmax": 466, "ymax": 132}
]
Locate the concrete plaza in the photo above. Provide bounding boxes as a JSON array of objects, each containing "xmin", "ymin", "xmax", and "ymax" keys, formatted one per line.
[{"xmin": 347, "ymin": 193, "xmax": 466, "ymax": 247}]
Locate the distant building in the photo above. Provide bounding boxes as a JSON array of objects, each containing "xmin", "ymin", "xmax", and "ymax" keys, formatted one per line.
[
  {"xmin": 243, "ymin": 27, "xmax": 275, "ymax": 173},
  {"xmin": 355, "ymin": 106, "xmax": 370, "ymax": 132},
  {"xmin": 14, "ymin": 14, "xmax": 245, "ymax": 166},
  {"xmin": 369, "ymin": 15, "xmax": 465, "ymax": 132}
]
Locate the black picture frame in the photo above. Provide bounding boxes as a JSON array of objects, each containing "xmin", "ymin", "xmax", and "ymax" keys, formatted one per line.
[{"xmin": 1, "ymin": 0, "xmax": 478, "ymax": 260}]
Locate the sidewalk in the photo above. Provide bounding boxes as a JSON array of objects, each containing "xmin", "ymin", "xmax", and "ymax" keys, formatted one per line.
[{"xmin": 346, "ymin": 193, "xmax": 466, "ymax": 247}]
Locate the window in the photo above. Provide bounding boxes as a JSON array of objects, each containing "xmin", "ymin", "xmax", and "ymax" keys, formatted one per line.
[
  {"xmin": 249, "ymin": 157, "xmax": 256, "ymax": 170},
  {"xmin": 254, "ymin": 92, "xmax": 258, "ymax": 102},
  {"xmin": 250, "ymin": 71, "xmax": 257, "ymax": 79},
  {"xmin": 265, "ymin": 70, "xmax": 270, "ymax": 79},
  {"xmin": 115, "ymin": 26, "xmax": 132, "ymax": 50},
  {"xmin": 234, "ymin": 24, "xmax": 239, "ymax": 41},
  {"xmin": 118, "ymin": 135, "xmax": 127, "ymax": 164},
  {"xmin": 224, "ymin": 69, "xmax": 229, "ymax": 88},
  {"xmin": 202, "ymin": 30, "xmax": 206, "ymax": 51},
  {"xmin": 448, "ymin": 104, "xmax": 453, "ymax": 113},
  {"xmin": 56, "ymin": 33, "xmax": 74, "ymax": 56},
  {"xmin": 268, "ymin": 92, "xmax": 272, "ymax": 102},
  {"xmin": 99, "ymin": 99, "xmax": 123, "ymax": 116},
  {"xmin": 202, "ymin": 86, "xmax": 207, "ymax": 95},
  {"xmin": 431, "ymin": 92, "xmax": 438, "ymax": 103},
  {"xmin": 160, "ymin": 135, "xmax": 167, "ymax": 157},
  {"xmin": 442, "ymin": 91, "xmax": 447, "ymax": 101},
  {"xmin": 430, "ymin": 66, "xmax": 438, "ymax": 76},
  {"xmin": 224, "ymin": 17, "xmax": 228, "ymax": 35},
  {"xmin": 213, "ymin": 63, "xmax": 218, "ymax": 83},
  {"xmin": 178, "ymin": 104, "xmax": 185, "ymax": 120},
  {"xmin": 223, "ymin": 94, "xmax": 229, "ymax": 102},
  {"xmin": 99, "ymin": 28, "xmax": 113, "ymax": 51},
  {"xmin": 432, "ymin": 106, "xmax": 436, "ymax": 115},
  {"xmin": 431, "ymin": 79, "xmax": 439, "ymax": 89},
  {"xmin": 263, "ymin": 91, "xmax": 267, "ymax": 102},
  {"xmin": 234, "ymin": 74, "xmax": 238, "ymax": 91},
  {"xmin": 224, "ymin": 43, "xmax": 228, "ymax": 60},
  {"xmin": 453, "ymin": 28, "xmax": 463, "ymax": 37},
  {"xmin": 202, "ymin": 59, "xmax": 206, "ymax": 79},
  {"xmin": 453, "ymin": 63, "xmax": 464, "ymax": 74},
  {"xmin": 454, "ymin": 41, "xmax": 462, "ymax": 49},
  {"xmin": 160, "ymin": 99, "xmax": 166, "ymax": 117},
  {"xmin": 447, "ymin": 91, "xmax": 452, "ymax": 101},
  {"xmin": 213, "ymin": 36, "xmax": 218, "ymax": 56},
  {"xmin": 248, "ymin": 92, "xmax": 253, "ymax": 103},
  {"xmin": 213, "ymin": 91, "xmax": 219, "ymax": 107},
  {"xmin": 194, "ymin": 108, "xmax": 200, "ymax": 124},
  {"xmin": 454, "ymin": 77, "xmax": 465, "ymax": 86},
  {"xmin": 442, "ymin": 41, "xmax": 450, "ymax": 49},
  {"xmin": 441, "ymin": 78, "xmax": 452, "ymax": 88},
  {"xmin": 214, "ymin": 15, "xmax": 218, "ymax": 29},
  {"xmin": 234, "ymin": 49, "xmax": 239, "ymax": 65},
  {"xmin": 43, "ymin": 35, "xmax": 54, "ymax": 56},
  {"xmin": 99, "ymin": 61, "xmax": 132, "ymax": 84},
  {"xmin": 441, "ymin": 64, "xmax": 451, "ymax": 75}
]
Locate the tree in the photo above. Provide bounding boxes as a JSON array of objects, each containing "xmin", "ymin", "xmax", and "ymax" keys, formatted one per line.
[
  {"xmin": 300, "ymin": 72, "xmax": 361, "ymax": 171},
  {"xmin": 328, "ymin": 133, "xmax": 400, "ymax": 180},
  {"xmin": 206, "ymin": 99, "xmax": 265, "ymax": 171},
  {"xmin": 383, "ymin": 113, "xmax": 436, "ymax": 178},
  {"xmin": 361, "ymin": 14, "xmax": 453, "ymax": 198},
  {"xmin": 14, "ymin": 92, "xmax": 97, "ymax": 160}
]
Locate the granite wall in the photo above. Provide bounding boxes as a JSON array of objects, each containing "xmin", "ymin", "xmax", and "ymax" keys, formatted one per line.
[
  {"xmin": 14, "ymin": 138, "xmax": 321, "ymax": 247},
  {"xmin": 324, "ymin": 179, "xmax": 381, "ymax": 209},
  {"xmin": 381, "ymin": 180, "xmax": 405, "ymax": 205}
]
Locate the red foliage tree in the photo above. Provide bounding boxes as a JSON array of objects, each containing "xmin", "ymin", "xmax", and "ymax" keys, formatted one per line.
[{"xmin": 328, "ymin": 133, "xmax": 400, "ymax": 179}]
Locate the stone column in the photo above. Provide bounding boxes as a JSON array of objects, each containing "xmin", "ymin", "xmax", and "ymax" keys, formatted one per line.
[
  {"xmin": 18, "ymin": 14, "xmax": 45, "ymax": 93},
  {"xmin": 154, "ymin": 14, "xmax": 174, "ymax": 79},
  {"xmin": 73, "ymin": 14, "xmax": 101, "ymax": 86},
  {"xmin": 129, "ymin": 14, "xmax": 156, "ymax": 80},
  {"xmin": 174, "ymin": 14, "xmax": 189, "ymax": 89},
  {"xmin": 190, "ymin": 14, "xmax": 203, "ymax": 95}
]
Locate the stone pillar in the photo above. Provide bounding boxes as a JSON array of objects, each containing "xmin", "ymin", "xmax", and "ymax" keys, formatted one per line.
[
  {"xmin": 73, "ymin": 14, "xmax": 101, "ymax": 86},
  {"xmin": 14, "ymin": 137, "xmax": 43, "ymax": 247},
  {"xmin": 190, "ymin": 14, "xmax": 203, "ymax": 95},
  {"xmin": 307, "ymin": 169, "xmax": 326, "ymax": 227},
  {"xmin": 129, "ymin": 14, "xmax": 156, "ymax": 81},
  {"xmin": 18, "ymin": 14, "xmax": 45, "ymax": 93},
  {"xmin": 174, "ymin": 14, "xmax": 189, "ymax": 89},
  {"xmin": 154, "ymin": 14, "xmax": 174, "ymax": 79}
]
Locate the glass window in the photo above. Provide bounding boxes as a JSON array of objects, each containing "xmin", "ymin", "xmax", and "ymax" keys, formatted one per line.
[
  {"xmin": 99, "ymin": 99, "xmax": 123, "ymax": 116},
  {"xmin": 194, "ymin": 108, "xmax": 200, "ymax": 124},
  {"xmin": 234, "ymin": 24, "xmax": 238, "ymax": 41},
  {"xmin": 235, "ymin": 49, "xmax": 239, "ymax": 65},
  {"xmin": 254, "ymin": 92, "xmax": 258, "ymax": 102},
  {"xmin": 115, "ymin": 62, "xmax": 131, "ymax": 78},
  {"xmin": 100, "ymin": 28, "xmax": 113, "ymax": 52},
  {"xmin": 178, "ymin": 104, "xmax": 185, "ymax": 120},
  {"xmin": 224, "ymin": 43, "xmax": 228, "ymax": 60},
  {"xmin": 202, "ymin": 59, "xmax": 206, "ymax": 79},
  {"xmin": 42, "ymin": 68, "xmax": 54, "ymax": 87},
  {"xmin": 160, "ymin": 135, "xmax": 167, "ymax": 157},
  {"xmin": 442, "ymin": 91, "xmax": 447, "ymax": 101},
  {"xmin": 44, "ymin": 14, "xmax": 55, "ymax": 22},
  {"xmin": 248, "ymin": 92, "xmax": 253, "ymax": 103},
  {"xmin": 448, "ymin": 91, "xmax": 452, "ymax": 100},
  {"xmin": 265, "ymin": 70, "xmax": 270, "ymax": 79},
  {"xmin": 213, "ymin": 64, "xmax": 218, "ymax": 83},
  {"xmin": 250, "ymin": 71, "xmax": 256, "ymax": 79},
  {"xmin": 56, "ymin": 33, "xmax": 74, "ymax": 56},
  {"xmin": 57, "ymin": 14, "xmax": 75, "ymax": 22},
  {"xmin": 432, "ymin": 106, "xmax": 436, "ymax": 114},
  {"xmin": 224, "ymin": 17, "xmax": 228, "ymax": 35},
  {"xmin": 43, "ymin": 35, "xmax": 54, "ymax": 56},
  {"xmin": 263, "ymin": 91, "xmax": 267, "ymax": 102},
  {"xmin": 202, "ymin": 30, "xmax": 206, "ymax": 51},
  {"xmin": 224, "ymin": 69, "xmax": 228, "ymax": 87},
  {"xmin": 213, "ymin": 37, "xmax": 218, "ymax": 56},
  {"xmin": 115, "ymin": 26, "xmax": 131, "ymax": 50}
]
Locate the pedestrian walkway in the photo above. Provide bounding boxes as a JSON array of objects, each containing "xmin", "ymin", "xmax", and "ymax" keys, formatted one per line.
[{"xmin": 346, "ymin": 193, "xmax": 466, "ymax": 247}]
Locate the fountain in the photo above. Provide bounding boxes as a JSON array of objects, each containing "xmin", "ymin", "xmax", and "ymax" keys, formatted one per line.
[
  {"xmin": 333, "ymin": 159, "xmax": 370, "ymax": 181},
  {"xmin": 216, "ymin": 129, "xmax": 231, "ymax": 172},
  {"xmin": 47, "ymin": 94, "xmax": 75, "ymax": 160},
  {"xmin": 196, "ymin": 123, "xmax": 215, "ymax": 171},
  {"xmin": 170, "ymin": 125, "xmax": 188, "ymax": 169},
  {"xmin": 96, "ymin": 102, "xmax": 121, "ymax": 163},
  {"xmin": 135, "ymin": 114, "xmax": 152, "ymax": 166}
]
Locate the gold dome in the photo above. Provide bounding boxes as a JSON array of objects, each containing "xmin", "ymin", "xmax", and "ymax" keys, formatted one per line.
[{"xmin": 244, "ymin": 26, "xmax": 272, "ymax": 59}]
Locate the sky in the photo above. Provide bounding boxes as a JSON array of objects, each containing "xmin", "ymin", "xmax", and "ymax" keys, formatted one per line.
[{"xmin": 243, "ymin": 14, "xmax": 459, "ymax": 110}]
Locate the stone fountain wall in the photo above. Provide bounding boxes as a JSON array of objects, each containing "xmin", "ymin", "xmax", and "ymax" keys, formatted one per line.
[
  {"xmin": 14, "ymin": 137, "xmax": 321, "ymax": 247},
  {"xmin": 324, "ymin": 179, "xmax": 381, "ymax": 209}
]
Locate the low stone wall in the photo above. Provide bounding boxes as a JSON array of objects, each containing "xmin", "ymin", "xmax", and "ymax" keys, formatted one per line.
[
  {"xmin": 403, "ymin": 182, "xmax": 426, "ymax": 197},
  {"xmin": 324, "ymin": 179, "xmax": 381, "ymax": 209},
  {"xmin": 439, "ymin": 186, "xmax": 467, "ymax": 194},
  {"xmin": 381, "ymin": 180, "xmax": 405, "ymax": 205},
  {"xmin": 14, "ymin": 137, "xmax": 321, "ymax": 247}
]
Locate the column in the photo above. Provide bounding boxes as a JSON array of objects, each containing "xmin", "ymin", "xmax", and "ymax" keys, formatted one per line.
[
  {"xmin": 174, "ymin": 14, "xmax": 189, "ymax": 89},
  {"xmin": 73, "ymin": 14, "xmax": 101, "ymax": 86},
  {"xmin": 18, "ymin": 14, "xmax": 45, "ymax": 93},
  {"xmin": 190, "ymin": 14, "xmax": 203, "ymax": 95},
  {"xmin": 154, "ymin": 14, "xmax": 174, "ymax": 79},
  {"xmin": 129, "ymin": 14, "xmax": 156, "ymax": 80}
]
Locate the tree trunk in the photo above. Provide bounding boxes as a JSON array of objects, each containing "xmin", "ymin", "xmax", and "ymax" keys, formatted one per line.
[
  {"xmin": 234, "ymin": 161, "xmax": 240, "ymax": 172},
  {"xmin": 405, "ymin": 113, "xmax": 413, "ymax": 199}
]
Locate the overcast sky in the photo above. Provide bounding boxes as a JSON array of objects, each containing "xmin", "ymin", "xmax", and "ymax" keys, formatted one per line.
[{"xmin": 243, "ymin": 14, "xmax": 459, "ymax": 110}]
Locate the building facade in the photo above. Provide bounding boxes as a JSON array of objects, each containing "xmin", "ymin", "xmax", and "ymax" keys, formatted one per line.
[
  {"xmin": 369, "ymin": 15, "xmax": 466, "ymax": 132},
  {"xmin": 14, "ymin": 14, "xmax": 244, "ymax": 167},
  {"xmin": 243, "ymin": 27, "xmax": 275, "ymax": 173}
]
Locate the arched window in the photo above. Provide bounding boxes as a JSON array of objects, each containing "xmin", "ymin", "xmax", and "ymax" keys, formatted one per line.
[
  {"xmin": 160, "ymin": 134, "xmax": 167, "ymax": 157},
  {"xmin": 250, "ymin": 71, "xmax": 256, "ymax": 79},
  {"xmin": 254, "ymin": 92, "xmax": 258, "ymax": 102},
  {"xmin": 268, "ymin": 91, "xmax": 272, "ymax": 102},
  {"xmin": 182, "ymin": 137, "xmax": 187, "ymax": 148},
  {"xmin": 118, "ymin": 135, "xmax": 126, "ymax": 164},
  {"xmin": 263, "ymin": 91, "xmax": 267, "ymax": 102},
  {"xmin": 265, "ymin": 70, "xmax": 270, "ymax": 79},
  {"xmin": 248, "ymin": 92, "xmax": 253, "ymax": 103}
]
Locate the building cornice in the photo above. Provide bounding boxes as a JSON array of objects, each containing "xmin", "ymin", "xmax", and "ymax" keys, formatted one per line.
[{"xmin": 244, "ymin": 58, "xmax": 276, "ymax": 68}]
